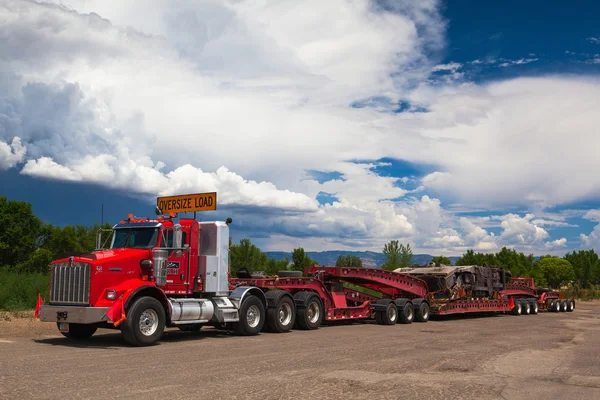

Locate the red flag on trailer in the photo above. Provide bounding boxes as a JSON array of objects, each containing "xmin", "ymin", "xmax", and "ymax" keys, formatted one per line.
[
  {"xmin": 508, "ymin": 297, "xmax": 514, "ymax": 310},
  {"xmin": 34, "ymin": 293, "xmax": 44, "ymax": 319}
]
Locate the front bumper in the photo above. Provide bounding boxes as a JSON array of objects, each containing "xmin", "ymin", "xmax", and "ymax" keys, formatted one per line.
[{"xmin": 39, "ymin": 305, "xmax": 111, "ymax": 324}]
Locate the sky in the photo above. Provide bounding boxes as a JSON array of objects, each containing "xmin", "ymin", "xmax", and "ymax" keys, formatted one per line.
[{"xmin": 1, "ymin": 0, "xmax": 600, "ymax": 256}]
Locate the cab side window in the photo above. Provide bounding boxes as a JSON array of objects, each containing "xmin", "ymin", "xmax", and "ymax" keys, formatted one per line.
[{"xmin": 165, "ymin": 230, "xmax": 187, "ymax": 256}]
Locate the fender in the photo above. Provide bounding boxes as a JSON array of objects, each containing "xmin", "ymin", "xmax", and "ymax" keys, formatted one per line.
[
  {"xmin": 264, "ymin": 290, "xmax": 294, "ymax": 309},
  {"xmin": 229, "ymin": 286, "xmax": 268, "ymax": 311},
  {"xmin": 373, "ymin": 298, "xmax": 394, "ymax": 312}
]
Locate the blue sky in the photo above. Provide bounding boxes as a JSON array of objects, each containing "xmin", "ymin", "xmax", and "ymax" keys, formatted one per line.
[{"xmin": 1, "ymin": 0, "xmax": 600, "ymax": 256}]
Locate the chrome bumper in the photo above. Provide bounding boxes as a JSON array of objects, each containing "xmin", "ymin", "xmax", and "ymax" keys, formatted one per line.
[{"xmin": 39, "ymin": 305, "xmax": 111, "ymax": 324}]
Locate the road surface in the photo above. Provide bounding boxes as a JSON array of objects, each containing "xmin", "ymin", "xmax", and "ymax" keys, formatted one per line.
[{"xmin": 1, "ymin": 302, "xmax": 600, "ymax": 400}]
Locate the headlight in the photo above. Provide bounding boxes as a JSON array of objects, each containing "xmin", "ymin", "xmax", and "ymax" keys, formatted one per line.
[{"xmin": 106, "ymin": 290, "xmax": 117, "ymax": 300}]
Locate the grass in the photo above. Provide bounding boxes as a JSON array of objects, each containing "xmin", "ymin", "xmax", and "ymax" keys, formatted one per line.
[{"xmin": 0, "ymin": 270, "xmax": 49, "ymax": 312}]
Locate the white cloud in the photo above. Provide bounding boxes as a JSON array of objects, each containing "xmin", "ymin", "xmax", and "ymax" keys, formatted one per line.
[
  {"xmin": 545, "ymin": 237, "xmax": 567, "ymax": 249},
  {"xmin": 587, "ymin": 37, "xmax": 600, "ymax": 44},
  {"xmin": 498, "ymin": 57, "xmax": 539, "ymax": 67},
  {"xmin": 0, "ymin": 0, "xmax": 597, "ymax": 254},
  {"xmin": 0, "ymin": 137, "xmax": 25, "ymax": 170},
  {"xmin": 583, "ymin": 210, "xmax": 600, "ymax": 222}
]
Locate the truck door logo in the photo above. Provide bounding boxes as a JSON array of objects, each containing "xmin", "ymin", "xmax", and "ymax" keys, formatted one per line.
[{"xmin": 167, "ymin": 262, "xmax": 180, "ymax": 275}]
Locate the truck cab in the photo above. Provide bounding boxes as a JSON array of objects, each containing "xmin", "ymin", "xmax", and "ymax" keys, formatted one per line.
[{"xmin": 39, "ymin": 213, "xmax": 267, "ymax": 346}]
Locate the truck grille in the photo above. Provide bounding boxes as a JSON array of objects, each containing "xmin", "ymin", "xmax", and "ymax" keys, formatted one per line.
[{"xmin": 49, "ymin": 262, "xmax": 91, "ymax": 305}]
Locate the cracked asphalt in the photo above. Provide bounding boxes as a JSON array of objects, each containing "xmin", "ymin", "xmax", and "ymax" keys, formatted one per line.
[{"xmin": 1, "ymin": 301, "xmax": 599, "ymax": 400}]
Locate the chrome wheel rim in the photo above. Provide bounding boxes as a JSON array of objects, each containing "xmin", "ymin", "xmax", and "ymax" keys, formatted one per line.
[
  {"xmin": 279, "ymin": 303, "xmax": 293, "ymax": 326},
  {"xmin": 247, "ymin": 305, "xmax": 260, "ymax": 328},
  {"xmin": 407, "ymin": 306, "xmax": 414, "ymax": 321},
  {"xmin": 139, "ymin": 309, "xmax": 159, "ymax": 336},
  {"xmin": 388, "ymin": 306, "xmax": 397, "ymax": 322},
  {"xmin": 422, "ymin": 307, "xmax": 429, "ymax": 320},
  {"xmin": 307, "ymin": 302, "xmax": 320, "ymax": 324}
]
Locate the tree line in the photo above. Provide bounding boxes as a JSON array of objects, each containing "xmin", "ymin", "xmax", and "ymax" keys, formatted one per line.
[{"xmin": 1, "ymin": 196, "xmax": 598, "ymax": 289}]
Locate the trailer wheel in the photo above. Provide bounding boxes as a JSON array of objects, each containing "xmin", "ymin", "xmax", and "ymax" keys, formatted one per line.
[
  {"xmin": 415, "ymin": 302, "xmax": 430, "ymax": 322},
  {"xmin": 567, "ymin": 299, "xmax": 575, "ymax": 312},
  {"xmin": 266, "ymin": 293, "xmax": 296, "ymax": 333},
  {"xmin": 522, "ymin": 300, "xmax": 531, "ymax": 315},
  {"xmin": 57, "ymin": 323, "xmax": 97, "ymax": 340},
  {"xmin": 278, "ymin": 270, "xmax": 303, "ymax": 278},
  {"xmin": 120, "ymin": 296, "xmax": 166, "ymax": 346},
  {"xmin": 560, "ymin": 300, "xmax": 568, "ymax": 312},
  {"xmin": 529, "ymin": 299, "xmax": 539, "ymax": 314},
  {"xmin": 378, "ymin": 302, "xmax": 398, "ymax": 325},
  {"xmin": 511, "ymin": 299, "xmax": 522, "ymax": 315},
  {"xmin": 234, "ymin": 294, "xmax": 265, "ymax": 336},
  {"xmin": 294, "ymin": 292, "xmax": 323, "ymax": 330},
  {"xmin": 551, "ymin": 299, "xmax": 561, "ymax": 312},
  {"xmin": 398, "ymin": 302, "xmax": 414, "ymax": 324}
]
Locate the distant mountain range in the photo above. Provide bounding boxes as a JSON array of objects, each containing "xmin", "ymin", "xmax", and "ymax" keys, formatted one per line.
[{"xmin": 263, "ymin": 251, "xmax": 460, "ymax": 268}]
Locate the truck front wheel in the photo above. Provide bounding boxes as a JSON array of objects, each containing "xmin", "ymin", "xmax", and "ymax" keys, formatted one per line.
[
  {"xmin": 58, "ymin": 323, "xmax": 97, "ymax": 340},
  {"xmin": 120, "ymin": 296, "xmax": 166, "ymax": 346}
]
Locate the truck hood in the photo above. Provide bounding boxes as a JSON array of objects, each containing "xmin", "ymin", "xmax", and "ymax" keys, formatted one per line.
[{"xmin": 53, "ymin": 248, "xmax": 152, "ymax": 264}]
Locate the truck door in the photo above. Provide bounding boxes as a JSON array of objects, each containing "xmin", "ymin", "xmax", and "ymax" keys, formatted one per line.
[{"xmin": 164, "ymin": 228, "xmax": 189, "ymax": 295}]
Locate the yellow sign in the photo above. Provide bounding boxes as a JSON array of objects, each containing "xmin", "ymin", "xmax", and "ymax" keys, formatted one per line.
[{"xmin": 157, "ymin": 192, "xmax": 217, "ymax": 214}]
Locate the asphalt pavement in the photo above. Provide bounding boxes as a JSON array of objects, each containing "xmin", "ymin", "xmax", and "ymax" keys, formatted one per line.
[{"xmin": 1, "ymin": 302, "xmax": 600, "ymax": 400}]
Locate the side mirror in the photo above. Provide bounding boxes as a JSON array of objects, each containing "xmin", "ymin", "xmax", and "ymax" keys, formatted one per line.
[{"xmin": 155, "ymin": 205, "xmax": 162, "ymax": 215}]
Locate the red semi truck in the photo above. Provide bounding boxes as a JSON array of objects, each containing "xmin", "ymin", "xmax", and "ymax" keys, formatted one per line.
[{"xmin": 38, "ymin": 192, "xmax": 574, "ymax": 346}]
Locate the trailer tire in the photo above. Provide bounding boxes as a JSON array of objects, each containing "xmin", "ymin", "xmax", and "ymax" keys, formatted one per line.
[
  {"xmin": 278, "ymin": 270, "xmax": 303, "ymax": 278},
  {"xmin": 511, "ymin": 299, "xmax": 522, "ymax": 315},
  {"xmin": 567, "ymin": 299, "xmax": 575, "ymax": 312},
  {"xmin": 415, "ymin": 302, "xmax": 430, "ymax": 322},
  {"xmin": 398, "ymin": 302, "xmax": 414, "ymax": 324},
  {"xmin": 266, "ymin": 293, "xmax": 296, "ymax": 333},
  {"xmin": 120, "ymin": 296, "xmax": 166, "ymax": 346},
  {"xmin": 58, "ymin": 323, "xmax": 97, "ymax": 340},
  {"xmin": 294, "ymin": 292, "xmax": 323, "ymax": 330},
  {"xmin": 379, "ymin": 302, "xmax": 398, "ymax": 325},
  {"xmin": 530, "ymin": 299, "xmax": 539, "ymax": 314},
  {"xmin": 234, "ymin": 294, "xmax": 265, "ymax": 336},
  {"xmin": 551, "ymin": 299, "xmax": 561, "ymax": 312},
  {"xmin": 560, "ymin": 300, "xmax": 568, "ymax": 312},
  {"xmin": 522, "ymin": 300, "xmax": 531, "ymax": 315}
]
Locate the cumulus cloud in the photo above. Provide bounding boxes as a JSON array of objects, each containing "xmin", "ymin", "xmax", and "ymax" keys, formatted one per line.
[
  {"xmin": 0, "ymin": 137, "xmax": 25, "ymax": 170},
  {"xmin": 0, "ymin": 0, "xmax": 595, "ymax": 253}
]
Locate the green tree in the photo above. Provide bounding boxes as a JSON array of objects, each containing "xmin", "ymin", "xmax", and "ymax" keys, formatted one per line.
[
  {"xmin": 0, "ymin": 196, "xmax": 43, "ymax": 268},
  {"xmin": 291, "ymin": 247, "xmax": 317, "ymax": 271},
  {"xmin": 381, "ymin": 240, "xmax": 412, "ymax": 270},
  {"xmin": 431, "ymin": 255, "xmax": 452, "ymax": 265},
  {"xmin": 229, "ymin": 238, "xmax": 268, "ymax": 276},
  {"xmin": 264, "ymin": 258, "xmax": 290, "ymax": 275},
  {"xmin": 335, "ymin": 254, "xmax": 363, "ymax": 267},
  {"xmin": 564, "ymin": 249, "xmax": 600, "ymax": 288},
  {"xmin": 14, "ymin": 249, "xmax": 54, "ymax": 274},
  {"xmin": 536, "ymin": 257, "xmax": 575, "ymax": 288}
]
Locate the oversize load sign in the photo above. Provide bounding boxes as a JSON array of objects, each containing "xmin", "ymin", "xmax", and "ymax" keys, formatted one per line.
[{"xmin": 157, "ymin": 192, "xmax": 217, "ymax": 213}]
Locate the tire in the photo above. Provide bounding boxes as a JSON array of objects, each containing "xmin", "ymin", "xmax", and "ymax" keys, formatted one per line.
[
  {"xmin": 177, "ymin": 324, "xmax": 203, "ymax": 332},
  {"xmin": 398, "ymin": 302, "xmax": 414, "ymax": 324},
  {"xmin": 120, "ymin": 296, "xmax": 166, "ymax": 346},
  {"xmin": 511, "ymin": 299, "xmax": 522, "ymax": 316},
  {"xmin": 567, "ymin": 299, "xmax": 575, "ymax": 312},
  {"xmin": 234, "ymin": 295, "xmax": 265, "ymax": 336},
  {"xmin": 560, "ymin": 300, "xmax": 568, "ymax": 312},
  {"xmin": 522, "ymin": 300, "xmax": 531, "ymax": 315},
  {"xmin": 379, "ymin": 302, "xmax": 398, "ymax": 325},
  {"xmin": 294, "ymin": 292, "xmax": 323, "ymax": 330},
  {"xmin": 374, "ymin": 311, "xmax": 383, "ymax": 325},
  {"xmin": 551, "ymin": 299, "xmax": 561, "ymax": 312},
  {"xmin": 266, "ymin": 293, "xmax": 296, "ymax": 333},
  {"xmin": 530, "ymin": 299, "xmax": 539, "ymax": 314},
  {"xmin": 57, "ymin": 323, "xmax": 97, "ymax": 340},
  {"xmin": 415, "ymin": 302, "xmax": 430, "ymax": 322},
  {"xmin": 278, "ymin": 270, "xmax": 303, "ymax": 278}
]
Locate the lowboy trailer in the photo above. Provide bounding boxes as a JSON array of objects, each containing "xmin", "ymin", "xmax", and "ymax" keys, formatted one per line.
[{"xmin": 36, "ymin": 192, "xmax": 576, "ymax": 347}]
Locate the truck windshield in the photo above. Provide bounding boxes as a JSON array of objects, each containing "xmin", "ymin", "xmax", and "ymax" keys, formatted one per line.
[{"xmin": 110, "ymin": 228, "xmax": 159, "ymax": 249}]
